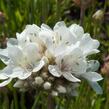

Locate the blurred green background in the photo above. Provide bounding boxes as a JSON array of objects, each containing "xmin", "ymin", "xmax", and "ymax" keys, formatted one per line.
[{"xmin": 0, "ymin": 0, "xmax": 109, "ymax": 109}]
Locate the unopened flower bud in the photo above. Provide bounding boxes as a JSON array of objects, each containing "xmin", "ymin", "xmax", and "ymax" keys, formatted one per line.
[
  {"xmin": 41, "ymin": 72, "xmax": 48, "ymax": 79},
  {"xmin": 35, "ymin": 76, "xmax": 44, "ymax": 85},
  {"xmin": 48, "ymin": 76, "xmax": 55, "ymax": 81},
  {"xmin": 24, "ymin": 82, "xmax": 28, "ymax": 87},
  {"xmin": 57, "ymin": 85, "xmax": 67, "ymax": 93},
  {"xmin": 92, "ymin": 10, "xmax": 104, "ymax": 21},
  {"xmin": 51, "ymin": 90, "xmax": 58, "ymax": 96},
  {"xmin": 43, "ymin": 81, "xmax": 51, "ymax": 90},
  {"xmin": 73, "ymin": 0, "xmax": 81, "ymax": 6},
  {"xmin": 14, "ymin": 80, "xmax": 24, "ymax": 88}
]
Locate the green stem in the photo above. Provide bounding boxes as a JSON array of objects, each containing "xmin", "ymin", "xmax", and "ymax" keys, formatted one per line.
[
  {"xmin": 20, "ymin": 93, "xmax": 26, "ymax": 109},
  {"xmin": 47, "ymin": 94, "xmax": 55, "ymax": 109},
  {"xmin": 13, "ymin": 90, "xmax": 19, "ymax": 109},
  {"xmin": 31, "ymin": 92, "xmax": 41, "ymax": 109},
  {"xmin": 10, "ymin": 100, "xmax": 14, "ymax": 109}
]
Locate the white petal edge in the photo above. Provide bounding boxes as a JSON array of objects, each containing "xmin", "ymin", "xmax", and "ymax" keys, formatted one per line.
[
  {"xmin": 84, "ymin": 49, "xmax": 100, "ymax": 56},
  {"xmin": 18, "ymin": 72, "xmax": 32, "ymax": 80},
  {"xmin": 33, "ymin": 58, "xmax": 45, "ymax": 72},
  {"xmin": 7, "ymin": 38, "xmax": 18, "ymax": 47},
  {"xmin": 48, "ymin": 65, "xmax": 62, "ymax": 77},
  {"xmin": 69, "ymin": 24, "xmax": 84, "ymax": 39},
  {"xmin": 41, "ymin": 23, "xmax": 52, "ymax": 30},
  {"xmin": 82, "ymin": 72, "xmax": 103, "ymax": 82},
  {"xmin": 0, "ymin": 78, "xmax": 12, "ymax": 87},
  {"xmin": 10, "ymin": 67, "xmax": 24, "ymax": 78},
  {"xmin": 0, "ymin": 73, "xmax": 8, "ymax": 80},
  {"xmin": 63, "ymin": 73, "xmax": 81, "ymax": 82},
  {"xmin": 8, "ymin": 46, "xmax": 23, "ymax": 64},
  {"xmin": 12, "ymin": 67, "xmax": 32, "ymax": 80},
  {"xmin": 0, "ymin": 55, "xmax": 10, "ymax": 65},
  {"xmin": 0, "ymin": 48, "xmax": 8, "ymax": 57},
  {"xmin": 53, "ymin": 21, "xmax": 66, "ymax": 30}
]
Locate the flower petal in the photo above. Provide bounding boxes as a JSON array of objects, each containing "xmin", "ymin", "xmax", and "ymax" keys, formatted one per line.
[
  {"xmin": 48, "ymin": 65, "xmax": 62, "ymax": 77},
  {"xmin": 53, "ymin": 44, "xmax": 67, "ymax": 57},
  {"xmin": 87, "ymin": 60, "xmax": 100, "ymax": 72},
  {"xmin": 82, "ymin": 72, "xmax": 103, "ymax": 82},
  {"xmin": 12, "ymin": 67, "xmax": 32, "ymax": 80},
  {"xmin": 0, "ymin": 48, "xmax": 8, "ymax": 57},
  {"xmin": 7, "ymin": 38, "xmax": 18, "ymax": 47},
  {"xmin": 10, "ymin": 67, "xmax": 24, "ymax": 78},
  {"xmin": 17, "ymin": 24, "xmax": 40, "ymax": 46},
  {"xmin": 39, "ymin": 30, "xmax": 53, "ymax": 48},
  {"xmin": 41, "ymin": 23, "xmax": 52, "ymax": 30},
  {"xmin": 23, "ymin": 43, "xmax": 41, "ymax": 63},
  {"xmin": 0, "ymin": 65, "xmax": 14, "ymax": 77},
  {"xmin": 0, "ymin": 78, "xmax": 12, "ymax": 87},
  {"xmin": 19, "ymin": 72, "xmax": 32, "ymax": 80},
  {"xmin": 0, "ymin": 55, "xmax": 10, "ymax": 65},
  {"xmin": 69, "ymin": 24, "xmax": 84, "ymax": 40},
  {"xmin": 0, "ymin": 72, "xmax": 8, "ymax": 80},
  {"xmin": 79, "ymin": 33, "xmax": 100, "ymax": 55},
  {"xmin": 33, "ymin": 57, "xmax": 45, "ymax": 72},
  {"xmin": 0, "ymin": 48, "xmax": 10, "ymax": 64},
  {"xmin": 53, "ymin": 21, "xmax": 66, "ymax": 30},
  {"xmin": 88, "ymin": 81, "xmax": 103, "ymax": 94},
  {"xmin": 8, "ymin": 46, "xmax": 23, "ymax": 65},
  {"xmin": 26, "ymin": 24, "xmax": 40, "ymax": 32},
  {"xmin": 54, "ymin": 21, "xmax": 76, "ymax": 45},
  {"xmin": 63, "ymin": 73, "xmax": 81, "ymax": 82},
  {"xmin": 59, "ymin": 46, "xmax": 87, "ymax": 75}
]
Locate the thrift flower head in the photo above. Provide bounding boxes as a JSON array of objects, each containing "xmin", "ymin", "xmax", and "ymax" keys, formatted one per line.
[{"xmin": 0, "ymin": 21, "xmax": 103, "ymax": 96}]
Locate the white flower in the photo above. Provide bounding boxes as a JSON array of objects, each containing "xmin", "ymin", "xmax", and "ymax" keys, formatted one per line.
[
  {"xmin": 39, "ymin": 22, "xmax": 72, "ymax": 57},
  {"xmin": 44, "ymin": 21, "xmax": 102, "ymax": 94},
  {"xmin": 0, "ymin": 43, "xmax": 45, "ymax": 87},
  {"xmin": 48, "ymin": 43, "xmax": 102, "ymax": 93},
  {"xmin": 0, "ymin": 21, "xmax": 103, "ymax": 94},
  {"xmin": 39, "ymin": 21, "xmax": 100, "ymax": 57},
  {"xmin": 48, "ymin": 44, "xmax": 85, "ymax": 82}
]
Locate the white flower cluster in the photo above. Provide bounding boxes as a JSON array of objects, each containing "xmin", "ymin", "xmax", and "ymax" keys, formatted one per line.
[{"xmin": 0, "ymin": 21, "xmax": 103, "ymax": 96}]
